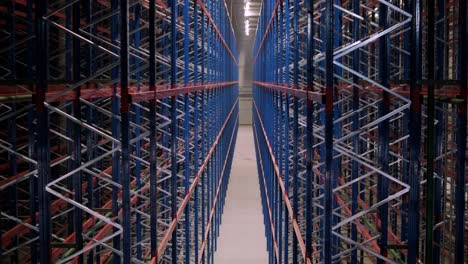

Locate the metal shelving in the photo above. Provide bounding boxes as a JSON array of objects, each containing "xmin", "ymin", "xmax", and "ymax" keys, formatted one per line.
[
  {"xmin": 253, "ymin": 0, "xmax": 467, "ymax": 263},
  {"xmin": 0, "ymin": 0, "xmax": 239, "ymax": 263}
]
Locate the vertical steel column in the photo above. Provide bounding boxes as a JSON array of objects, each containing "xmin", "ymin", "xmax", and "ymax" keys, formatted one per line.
[
  {"xmin": 401, "ymin": 0, "xmax": 411, "ymax": 248},
  {"xmin": 292, "ymin": 0, "xmax": 300, "ymax": 262},
  {"xmin": 217, "ymin": 1, "xmax": 224, "ymax": 244},
  {"xmin": 305, "ymin": 0, "xmax": 314, "ymax": 261},
  {"xmin": 7, "ymin": 0, "xmax": 18, "ymax": 261},
  {"xmin": 8, "ymin": 0, "xmax": 16, "ymax": 79},
  {"xmin": 149, "ymin": 0, "xmax": 158, "ymax": 258},
  {"xmin": 269, "ymin": 41, "xmax": 277, "ymax": 261},
  {"xmin": 3, "ymin": 0, "xmax": 16, "ymax": 257},
  {"xmin": 110, "ymin": 0, "xmax": 121, "ymax": 261},
  {"xmin": 324, "ymin": 0, "xmax": 334, "ymax": 261},
  {"xmin": 84, "ymin": 1, "xmax": 96, "ymax": 261},
  {"xmin": 455, "ymin": 0, "xmax": 467, "ymax": 261},
  {"xmin": 425, "ymin": 0, "xmax": 436, "ymax": 262},
  {"xmin": 408, "ymin": 0, "xmax": 422, "ymax": 262},
  {"xmin": 332, "ymin": 3, "xmax": 342, "ymax": 255},
  {"xmin": 277, "ymin": 3, "xmax": 284, "ymax": 262},
  {"xmin": 351, "ymin": 0, "xmax": 360, "ymax": 263},
  {"xmin": 275, "ymin": 13, "xmax": 280, "ymax": 194},
  {"xmin": 214, "ymin": 2, "xmax": 220, "ymax": 251},
  {"xmin": 377, "ymin": 1, "xmax": 390, "ymax": 262},
  {"xmin": 433, "ymin": 0, "xmax": 446, "ymax": 261},
  {"xmin": 27, "ymin": 1, "xmax": 37, "ymax": 261},
  {"xmin": 183, "ymin": 0, "xmax": 191, "ymax": 262},
  {"xmin": 119, "ymin": 0, "xmax": 131, "ymax": 262},
  {"xmin": 193, "ymin": 1, "xmax": 200, "ymax": 262},
  {"xmin": 35, "ymin": 0, "xmax": 51, "ymax": 262},
  {"xmin": 170, "ymin": 0, "xmax": 179, "ymax": 262},
  {"xmin": 283, "ymin": 0, "xmax": 290, "ymax": 262},
  {"xmin": 28, "ymin": 108, "xmax": 37, "ymax": 264},
  {"xmin": 133, "ymin": 3, "xmax": 143, "ymax": 260},
  {"xmin": 72, "ymin": 1, "xmax": 83, "ymax": 262},
  {"xmin": 206, "ymin": 3, "xmax": 213, "ymax": 262},
  {"xmin": 200, "ymin": 3, "xmax": 206, "ymax": 262},
  {"xmin": 318, "ymin": 4, "xmax": 326, "ymax": 261}
]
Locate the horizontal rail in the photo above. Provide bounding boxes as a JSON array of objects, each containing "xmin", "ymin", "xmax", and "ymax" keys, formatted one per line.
[
  {"xmin": 0, "ymin": 82, "xmax": 239, "ymax": 103},
  {"xmin": 254, "ymin": 81, "xmax": 324, "ymax": 103}
]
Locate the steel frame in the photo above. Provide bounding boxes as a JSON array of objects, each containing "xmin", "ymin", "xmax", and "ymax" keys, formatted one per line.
[
  {"xmin": 0, "ymin": 0, "xmax": 239, "ymax": 263},
  {"xmin": 253, "ymin": 0, "xmax": 467, "ymax": 263}
]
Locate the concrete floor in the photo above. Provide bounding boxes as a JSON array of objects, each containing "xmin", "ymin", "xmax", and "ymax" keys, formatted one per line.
[{"xmin": 214, "ymin": 125, "xmax": 268, "ymax": 264}]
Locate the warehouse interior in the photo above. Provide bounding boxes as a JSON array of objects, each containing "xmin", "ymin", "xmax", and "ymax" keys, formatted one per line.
[{"xmin": 0, "ymin": 0, "xmax": 467, "ymax": 263}]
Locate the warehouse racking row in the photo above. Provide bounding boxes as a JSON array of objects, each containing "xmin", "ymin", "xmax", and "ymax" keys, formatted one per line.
[
  {"xmin": 0, "ymin": 0, "xmax": 239, "ymax": 263},
  {"xmin": 253, "ymin": 0, "xmax": 467, "ymax": 263}
]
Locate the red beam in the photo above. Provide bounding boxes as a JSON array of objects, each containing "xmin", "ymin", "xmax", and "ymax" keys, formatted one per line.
[
  {"xmin": 337, "ymin": 83, "xmax": 462, "ymax": 100},
  {"xmin": 131, "ymin": 81, "xmax": 238, "ymax": 103},
  {"xmin": 0, "ymin": 82, "xmax": 238, "ymax": 103},
  {"xmin": 254, "ymin": 81, "xmax": 325, "ymax": 103}
]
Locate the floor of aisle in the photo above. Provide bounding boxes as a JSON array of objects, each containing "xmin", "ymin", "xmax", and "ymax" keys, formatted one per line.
[{"xmin": 214, "ymin": 125, "xmax": 268, "ymax": 264}]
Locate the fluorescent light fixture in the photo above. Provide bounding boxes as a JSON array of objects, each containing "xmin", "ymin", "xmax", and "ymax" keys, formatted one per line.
[
  {"xmin": 245, "ymin": 19, "xmax": 250, "ymax": 35},
  {"xmin": 244, "ymin": 1, "xmax": 253, "ymax": 35},
  {"xmin": 244, "ymin": 1, "xmax": 251, "ymax": 17}
]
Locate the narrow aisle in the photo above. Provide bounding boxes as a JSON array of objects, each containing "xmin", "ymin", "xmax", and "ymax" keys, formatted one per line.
[{"xmin": 214, "ymin": 125, "xmax": 268, "ymax": 264}]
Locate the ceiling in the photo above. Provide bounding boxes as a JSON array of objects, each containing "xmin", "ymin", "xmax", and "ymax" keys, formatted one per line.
[{"xmin": 225, "ymin": 0, "xmax": 262, "ymax": 41}]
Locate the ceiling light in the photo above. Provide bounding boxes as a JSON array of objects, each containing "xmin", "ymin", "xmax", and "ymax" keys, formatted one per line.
[{"xmin": 245, "ymin": 19, "xmax": 249, "ymax": 35}]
